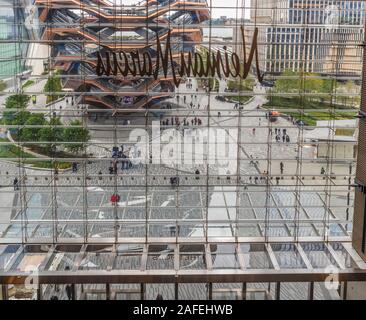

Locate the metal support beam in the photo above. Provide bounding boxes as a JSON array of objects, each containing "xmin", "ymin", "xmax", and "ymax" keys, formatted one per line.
[
  {"xmin": 37, "ymin": 284, "xmax": 42, "ymax": 300},
  {"xmin": 242, "ymin": 283, "xmax": 247, "ymax": 300},
  {"xmin": 140, "ymin": 283, "xmax": 145, "ymax": 300},
  {"xmin": 275, "ymin": 282, "xmax": 280, "ymax": 300},
  {"xmin": 342, "ymin": 281, "xmax": 348, "ymax": 300},
  {"xmin": 266, "ymin": 244, "xmax": 280, "ymax": 270},
  {"xmin": 174, "ymin": 283, "xmax": 178, "ymax": 300},
  {"xmin": 71, "ymin": 284, "xmax": 76, "ymax": 300},
  {"xmin": 296, "ymin": 243, "xmax": 313, "ymax": 270},
  {"xmin": 308, "ymin": 282, "xmax": 314, "ymax": 300},
  {"xmin": 1, "ymin": 285, "xmax": 8, "ymax": 300}
]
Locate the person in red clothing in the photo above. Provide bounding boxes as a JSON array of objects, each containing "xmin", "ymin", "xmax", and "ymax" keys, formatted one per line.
[{"xmin": 110, "ymin": 194, "xmax": 120, "ymax": 204}]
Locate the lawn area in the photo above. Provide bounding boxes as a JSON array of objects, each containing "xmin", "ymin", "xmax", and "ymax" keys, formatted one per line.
[
  {"xmin": 284, "ymin": 111, "xmax": 356, "ymax": 126},
  {"xmin": 264, "ymin": 96, "xmax": 357, "ymax": 126},
  {"xmin": 22, "ymin": 80, "xmax": 35, "ymax": 89},
  {"xmin": 264, "ymin": 96, "xmax": 354, "ymax": 110},
  {"xmin": 0, "ymin": 138, "xmax": 71, "ymax": 169},
  {"xmin": 227, "ymin": 79, "xmax": 254, "ymax": 91},
  {"xmin": 25, "ymin": 160, "xmax": 72, "ymax": 169},
  {"xmin": 0, "ymin": 138, "xmax": 36, "ymax": 159},
  {"xmin": 226, "ymin": 95, "xmax": 253, "ymax": 104}
]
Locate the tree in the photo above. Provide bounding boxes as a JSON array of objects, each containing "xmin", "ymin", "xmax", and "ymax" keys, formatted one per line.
[
  {"xmin": 63, "ymin": 120, "xmax": 90, "ymax": 153},
  {"xmin": 303, "ymin": 73, "xmax": 324, "ymax": 93},
  {"xmin": 44, "ymin": 74, "xmax": 62, "ymax": 103},
  {"xmin": 3, "ymin": 109, "xmax": 31, "ymax": 127},
  {"xmin": 19, "ymin": 114, "xmax": 46, "ymax": 142},
  {"xmin": 3, "ymin": 100, "xmax": 31, "ymax": 136},
  {"xmin": 345, "ymin": 80, "xmax": 355, "ymax": 93},
  {"xmin": 275, "ymin": 69, "xmax": 300, "ymax": 92},
  {"xmin": 321, "ymin": 78, "xmax": 336, "ymax": 93},
  {"xmin": 4, "ymin": 94, "xmax": 30, "ymax": 109},
  {"xmin": 3, "ymin": 94, "xmax": 30, "ymax": 126},
  {"xmin": 275, "ymin": 70, "xmax": 326, "ymax": 94},
  {"xmin": 39, "ymin": 117, "xmax": 64, "ymax": 154}
]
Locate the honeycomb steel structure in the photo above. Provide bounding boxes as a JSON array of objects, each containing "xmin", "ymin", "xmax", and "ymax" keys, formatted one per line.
[{"xmin": 35, "ymin": 0, "xmax": 209, "ymax": 110}]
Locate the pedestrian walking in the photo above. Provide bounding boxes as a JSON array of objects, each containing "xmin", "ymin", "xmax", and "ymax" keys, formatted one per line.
[
  {"xmin": 13, "ymin": 177, "xmax": 19, "ymax": 191},
  {"xmin": 195, "ymin": 169, "xmax": 200, "ymax": 180},
  {"xmin": 111, "ymin": 193, "xmax": 120, "ymax": 204},
  {"xmin": 276, "ymin": 176, "xmax": 280, "ymax": 185},
  {"xmin": 280, "ymin": 162, "xmax": 284, "ymax": 174}
]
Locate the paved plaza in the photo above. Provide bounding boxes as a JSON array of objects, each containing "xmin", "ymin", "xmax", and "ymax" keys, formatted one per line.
[
  {"xmin": 0, "ymin": 77, "xmax": 354, "ymax": 243},
  {"xmin": 0, "ymin": 76, "xmax": 357, "ymax": 300}
]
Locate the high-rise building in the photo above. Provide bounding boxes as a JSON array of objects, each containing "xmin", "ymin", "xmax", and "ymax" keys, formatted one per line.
[
  {"xmin": 241, "ymin": 0, "xmax": 365, "ymax": 75},
  {"xmin": 0, "ymin": 5, "xmax": 28, "ymax": 84}
]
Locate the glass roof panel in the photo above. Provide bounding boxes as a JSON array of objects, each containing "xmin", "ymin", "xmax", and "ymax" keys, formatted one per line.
[
  {"xmin": 271, "ymin": 244, "xmax": 307, "ymax": 269},
  {"xmin": 301, "ymin": 242, "xmax": 339, "ymax": 268},
  {"xmin": 240, "ymin": 244, "xmax": 273, "ymax": 269}
]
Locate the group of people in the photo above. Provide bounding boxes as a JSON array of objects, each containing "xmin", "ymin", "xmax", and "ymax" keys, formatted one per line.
[
  {"xmin": 160, "ymin": 116, "xmax": 202, "ymax": 127},
  {"xmin": 169, "ymin": 176, "xmax": 179, "ymax": 187},
  {"xmin": 271, "ymin": 128, "xmax": 291, "ymax": 143},
  {"xmin": 108, "ymin": 158, "xmax": 132, "ymax": 174},
  {"xmin": 65, "ymin": 96, "xmax": 75, "ymax": 106},
  {"xmin": 233, "ymin": 103, "xmax": 244, "ymax": 110},
  {"xmin": 108, "ymin": 146, "xmax": 132, "ymax": 173},
  {"xmin": 180, "ymin": 93, "xmax": 205, "ymax": 110},
  {"xmin": 188, "ymin": 101, "xmax": 203, "ymax": 109},
  {"xmin": 185, "ymin": 78, "xmax": 194, "ymax": 89}
]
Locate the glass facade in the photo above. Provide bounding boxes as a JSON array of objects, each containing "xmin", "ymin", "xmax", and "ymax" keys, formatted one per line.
[
  {"xmin": 0, "ymin": 0, "xmax": 365, "ymax": 300},
  {"xmin": 0, "ymin": 3, "xmax": 28, "ymax": 81}
]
